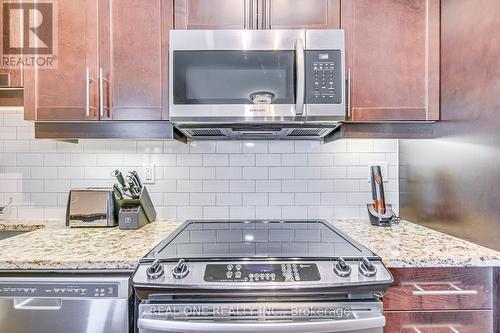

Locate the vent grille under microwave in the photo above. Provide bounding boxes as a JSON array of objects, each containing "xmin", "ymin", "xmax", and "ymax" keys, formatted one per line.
[{"xmin": 177, "ymin": 125, "xmax": 340, "ymax": 140}]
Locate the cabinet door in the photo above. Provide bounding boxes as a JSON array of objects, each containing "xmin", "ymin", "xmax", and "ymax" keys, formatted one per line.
[
  {"xmin": 342, "ymin": 0, "xmax": 440, "ymax": 121},
  {"xmin": 99, "ymin": 0, "xmax": 173, "ymax": 120},
  {"xmin": 24, "ymin": 0, "xmax": 99, "ymax": 121},
  {"xmin": 384, "ymin": 310, "xmax": 493, "ymax": 333},
  {"xmin": 262, "ymin": 0, "xmax": 340, "ymax": 29},
  {"xmin": 175, "ymin": 0, "xmax": 256, "ymax": 29}
]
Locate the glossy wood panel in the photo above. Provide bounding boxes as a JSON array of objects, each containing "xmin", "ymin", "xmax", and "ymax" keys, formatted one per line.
[
  {"xmin": 0, "ymin": 69, "xmax": 23, "ymax": 87},
  {"xmin": 262, "ymin": 0, "xmax": 340, "ymax": 29},
  {"xmin": 174, "ymin": 0, "xmax": 254, "ymax": 29},
  {"xmin": 385, "ymin": 310, "xmax": 493, "ymax": 333},
  {"xmin": 342, "ymin": 0, "xmax": 440, "ymax": 121},
  {"xmin": 99, "ymin": 0, "xmax": 173, "ymax": 120},
  {"xmin": 24, "ymin": 0, "xmax": 99, "ymax": 121},
  {"xmin": 384, "ymin": 268, "xmax": 493, "ymax": 311}
]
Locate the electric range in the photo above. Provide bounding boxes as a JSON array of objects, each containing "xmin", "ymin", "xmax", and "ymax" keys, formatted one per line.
[{"xmin": 132, "ymin": 220, "xmax": 393, "ymax": 333}]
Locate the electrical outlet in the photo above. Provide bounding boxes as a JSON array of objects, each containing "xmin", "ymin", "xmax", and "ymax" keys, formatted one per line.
[
  {"xmin": 143, "ymin": 164, "xmax": 155, "ymax": 184},
  {"xmin": 367, "ymin": 162, "xmax": 389, "ymax": 183}
]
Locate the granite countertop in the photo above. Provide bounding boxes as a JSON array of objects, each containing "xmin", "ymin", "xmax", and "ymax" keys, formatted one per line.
[{"xmin": 0, "ymin": 219, "xmax": 499, "ymax": 270}]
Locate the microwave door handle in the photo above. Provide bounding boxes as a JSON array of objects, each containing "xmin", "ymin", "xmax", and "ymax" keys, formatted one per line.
[
  {"xmin": 139, "ymin": 315, "xmax": 385, "ymax": 333},
  {"xmin": 295, "ymin": 37, "xmax": 305, "ymax": 116}
]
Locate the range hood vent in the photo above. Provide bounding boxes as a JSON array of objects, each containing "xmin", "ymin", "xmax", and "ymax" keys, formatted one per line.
[
  {"xmin": 174, "ymin": 122, "xmax": 342, "ymax": 141},
  {"xmin": 185, "ymin": 129, "xmax": 225, "ymax": 137}
]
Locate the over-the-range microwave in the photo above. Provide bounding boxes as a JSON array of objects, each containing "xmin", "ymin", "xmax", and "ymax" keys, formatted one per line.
[{"xmin": 169, "ymin": 29, "xmax": 345, "ymax": 140}]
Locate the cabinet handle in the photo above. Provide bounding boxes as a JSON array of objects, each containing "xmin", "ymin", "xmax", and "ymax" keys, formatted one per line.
[
  {"xmin": 412, "ymin": 325, "xmax": 462, "ymax": 333},
  {"xmin": 245, "ymin": 0, "xmax": 253, "ymax": 29},
  {"xmin": 294, "ymin": 37, "xmax": 305, "ymax": 116},
  {"xmin": 85, "ymin": 68, "xmax": 96, "ymax": 118},
  {"xmin": 410, "ymin": 282, "xmax": 478, "ymax": 296},
  {"xmin": 346, "ymin": 68, "xmax": 351, "ymax": 118},
  {"xmin": 99, "ymin": 68, "xmax": 110, "ymax": 119}
]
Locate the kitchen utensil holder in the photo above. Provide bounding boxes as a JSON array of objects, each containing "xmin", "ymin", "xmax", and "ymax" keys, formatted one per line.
[
  {"xmin": 116, "ymin": 186, "xmax": 156, "ymax": 225},
  {"xmin": 367, "ymin": 204, "xmax": 394, "ymax": 227}
]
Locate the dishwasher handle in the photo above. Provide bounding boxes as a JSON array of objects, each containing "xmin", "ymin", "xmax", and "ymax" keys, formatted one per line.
[
  {"xmin": 13, "ymin": 298, "xmax": 62, "ymax": 310},
  {"xmin": 138, "ymin": 315, "xmax": 385, "ymax": 333}
]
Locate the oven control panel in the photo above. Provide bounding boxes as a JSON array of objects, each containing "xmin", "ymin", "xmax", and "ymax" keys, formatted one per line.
[
  {"xmin": 204, "ymin": 263, "xmax": 320, "ymax": 282},
  {"xmin": 305, "ymin": 50, "xmax": 342, "ymax": 104}
]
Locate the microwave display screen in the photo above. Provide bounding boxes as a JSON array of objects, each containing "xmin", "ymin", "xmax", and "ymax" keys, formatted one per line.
[{"xmin": 173, "ymin": 50, "xmax": 295, "ymax": 105}]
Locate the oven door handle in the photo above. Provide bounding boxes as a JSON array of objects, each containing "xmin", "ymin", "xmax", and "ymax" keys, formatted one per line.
[
  {"xmin": 138, "ymin": 315, "xmax": 385, "ymax": 333},
  {"xmin": 295, "ymin": 37, "xmax": 305, "ymax": 116}
]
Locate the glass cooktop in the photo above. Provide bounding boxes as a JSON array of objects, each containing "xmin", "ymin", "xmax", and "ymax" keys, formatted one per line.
[{"xmin": 143, "ymin": 220, "xmax": 376, "ymax": 261}]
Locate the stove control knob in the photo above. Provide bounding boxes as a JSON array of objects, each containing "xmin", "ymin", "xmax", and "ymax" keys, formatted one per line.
[
  {"xmin": 172, "ymin": 259, "xmax": 190, "ymax": 279},
  {"xmin": 359, "ymin": 257, "xmax": 377, "ymax": 277},
  {"xmin": 146, "ymin": 259, "xmax": 164, "ymax": 279},
  {"xmin": 334, "ymin": 258, "xmax": 351, "ymax": 277}
]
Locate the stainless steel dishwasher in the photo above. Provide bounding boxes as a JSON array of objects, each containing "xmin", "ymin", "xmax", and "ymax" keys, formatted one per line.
[{"xmin": 0, "ymin": 272, "xmax": 130, "ymax": 333}]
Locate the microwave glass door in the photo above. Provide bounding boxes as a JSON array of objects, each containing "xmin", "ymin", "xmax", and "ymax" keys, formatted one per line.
[{"xmin": 173, "ymin": 51, "xmax": 295, "ymax": 105}]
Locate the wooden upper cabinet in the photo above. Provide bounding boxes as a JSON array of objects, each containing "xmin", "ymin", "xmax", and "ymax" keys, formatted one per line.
[
  {"xmin": 174, "ymin": 0, "xmax": 256, "ymax": 29},
  {"xmin": 24, "ymin": 0, "xmax": 99, "ymax": 121},
  {"xmin": 262, "ymin": 0, "xmax": 340, "ymax": 29},
  {"xmin": 99, "ymin": 0, "xmax": 173, "ymax": 120},
  {"xmin": 342, "ymin": 0, "xmax": 440, "ymax": 121}
]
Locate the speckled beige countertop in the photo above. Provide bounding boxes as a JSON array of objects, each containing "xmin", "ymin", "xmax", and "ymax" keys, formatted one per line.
[{"xmin": 0, "ymin": 219, "xmax": 499, "ymax": 270}]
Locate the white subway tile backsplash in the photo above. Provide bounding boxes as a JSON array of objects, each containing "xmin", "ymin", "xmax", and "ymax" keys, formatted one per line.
[
  {"xmin": 307, "ymin": 154, "xmax": 334, "ymax": 166},
  {"xmin": 229, "ymin": 180, "xmax": 255, "ymax": 193},
  {"xmin": 203, "ymin": 180, "xmax": 229, "ymax": 192},
  {"xmin": 217, "ymin": 193, "xmax": 242, "ymax": 206},
  {"xmin": 269, "ymin": 167, "xmax": 294, "ymax": 180},
  {"xmin": 164, "ymin": 167, "xmax": 189, "ymax": 179},
  {"xmin": 216, "ymin": 167, "xmax": 241, "ymax": 179},
  {"xmin": 282, "ymin": 154, "xmax": 308, "ymax": 166},
  {"xmin": 31, "ymin": 167, "xmax": 57, "ymax": 179},
  {"xmin": 4, "ymin": 140, "xmax": 30, "ymax": 152},
  {"xmin": 307, "ymin": 180, "xmax": 334, "ymax": 192},
  {"xmin": 189, "ymin": 167, "xmax": 216, "ymax": 180},
  {"xmin": 17, "ymin": 154, "xmax": 43, "ymax": 166},
  {"xmin": 203, "ymin": 206, "xmax": 229, "ymax": 219},
  {"xmin": 243, "ymin": 167, "xmax": 268, "ymax": 179},
  {"xmin": 216, "ymin": 141, "xmax": 242, "ymax": 153},
  {"xmin": 269, "ymin": 193, "xmax": 294, "ymax": 206},
  {"xmin": 44, "ymin": 154, "xmax": 71, "ymax": 166},
  {"xmin": 177, "ymin": 154, "xmax": 202, "ymax": 166},
  {"xmin": 177, "ymin": 180, "xmax": 202, "ymax": 192},
  {"xmin": 203, "ymin": 154, "xmax": 228, "ymax": 166},
  {"xmin": 71, "ymin": 154, "xmax": 96, "ymax": 166},
  {"xmin": 255, "ymin": 154, "xmax": 281, "ymax": 166},
  {"xmin": 230, "ymin": 206, "xmax": 255, "ymax": 219},
  {"xmin": 229, "ymin": 154, "xmax": 255, "ymax": 166},
  {"xmin": 294, "ymin": 167, "xmax": 321, "ymax": 179},
  {"xmin": 295, "ymin": 193, "xmax": 320, "ymax": 206},
  {"xmin": 0, "ymin": 111, "xmax": 399, "ymax": 220},
  {"xmin": 269, "ymin": 141, "xmax": 294, "ymax": 153},
  {"xmin": 84, "ymin": 141, "xmax": 111, "ymax": 152},
  {"xmin": 242, "ymin": 141, "xmax": 267, "ymax": 153},
  {"xmin": 256, "ymin": 206, "xmax": 281, "ymax": 219},
  {"xmin": 242, "ymin": 193, "xmax": 268, "ymax": 206},
  {"xmin": 346, "ymin": 140, "xmax": 373, "ymax": 152},
  {"xmin": 190, "ymin": 193, "xmax": 216, "ymax": 206},
  {"xmin": 282, "ymin": 180, "xmax": 308, "ymax": 192},
  {"xmin": 137, "ymin": 141, "xmax": 163, "ymax": 153},
  {"xmin": 189, "ymin": 141, "xmax": 216, "ymax": 154},
  {"xmin": 151, "ymin": 154, "xmax": 176, "ymax": 166},
  {"xmin": 373, "ymin": 139, "xmax": 398, "ymax": 153},
  {"xmin": 256, "ymin": 180, "xmax": 281, "ymax": 193}
]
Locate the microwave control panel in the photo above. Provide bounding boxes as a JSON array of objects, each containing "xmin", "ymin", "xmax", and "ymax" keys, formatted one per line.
[{"xmin": 305, "ymin": 50, "xmax": 342, "ymax": 104}]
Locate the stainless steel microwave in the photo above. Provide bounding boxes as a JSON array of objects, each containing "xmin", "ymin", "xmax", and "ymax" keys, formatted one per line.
[{"xmin": 169, "ymin": 29, "xmax": 345, "ymax": 140}]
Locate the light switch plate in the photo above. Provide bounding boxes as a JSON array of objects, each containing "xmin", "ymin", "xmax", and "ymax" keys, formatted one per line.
[
  {"xmin": 143, "ymin": 164, "xmax": 155, "ymax": 184},
  {"xmin": 367, "ymin": 162, "xmax": 389, "ymax": 183}
]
